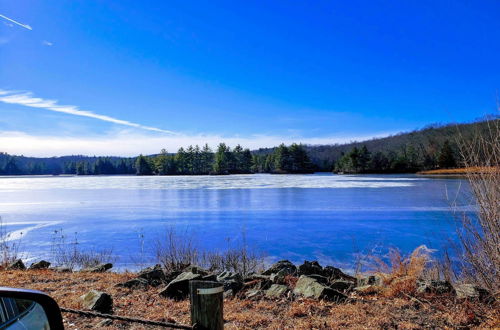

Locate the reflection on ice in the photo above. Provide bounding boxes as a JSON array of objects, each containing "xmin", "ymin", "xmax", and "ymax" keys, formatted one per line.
[{"xmin": 0, "ymin": 174, "xmax": 422, "ymax": 190}]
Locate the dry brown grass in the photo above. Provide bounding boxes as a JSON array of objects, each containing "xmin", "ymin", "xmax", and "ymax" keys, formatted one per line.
[
  {"xmin": 454, "ymin": 117, "xmax": 500, "ymax": 294},
  {"xmin": 0, "ymin": 269, "xmax": 498, "ymax": 329},
  {"xmin": 0, "ymin": 216, "xmax": 24, "ymax": 269},
  {"xmin": 369, "ymin": 246, "xmax": 432, "ymax": 297},
  {"xmin": 417, "ymin": 166, "xmax": 500, "ymax": 175}
]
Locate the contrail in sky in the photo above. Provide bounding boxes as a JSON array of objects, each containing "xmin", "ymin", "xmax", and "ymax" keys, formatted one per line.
[
  {"xmin": 0, "ymin": 89, "xmax": 178, "ymax": 134},
  {"xmin": 0, "ymin": 14, "xmax": 32, "ymax": 30}
]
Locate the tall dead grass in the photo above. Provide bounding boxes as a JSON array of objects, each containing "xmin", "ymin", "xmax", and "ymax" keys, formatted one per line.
[
  {"xmin": 155, "ymin": 227, "xmax": 264, "ymax": 276},
  {"xmin": 372, "ymin": 245, "xmax": 434, "ymax": 297},
  {"xmin": 455, "ymin": 116, "xmax": 499, "ymax": 293},
  {"xmin": 50, "ymin": 229, "xmax": 115, "ymax": 269},
  {"xmin": 0, "ymin": 216, "xmax": 24, "ymax": 268}
]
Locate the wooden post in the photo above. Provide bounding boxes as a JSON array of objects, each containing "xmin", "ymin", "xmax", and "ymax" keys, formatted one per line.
[{"xmin": 189, "ymin": 280, "xmax": 224, "ymax": 330}]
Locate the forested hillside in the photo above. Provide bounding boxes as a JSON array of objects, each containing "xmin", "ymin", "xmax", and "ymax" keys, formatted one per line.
[
  {"xmin": 0, "ymin": 117, "xmax": 497, "ymax": 175},
  {"xmin": 307, "ymin": 117, "xmax": 497, "ymax": 172},
  {"xmin": 0, "ymin": 143, "xmax": 313, "ymax": 175}
]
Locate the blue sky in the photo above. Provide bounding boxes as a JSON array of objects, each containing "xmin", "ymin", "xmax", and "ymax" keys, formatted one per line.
[{"xmin": 1, "ymin": 1, "xmax": 499, "ymax": 156}]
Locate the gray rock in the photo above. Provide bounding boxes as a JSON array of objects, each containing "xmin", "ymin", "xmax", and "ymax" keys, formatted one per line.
[
  {"xmin": 138, "ymin": 264, "xmax": 166, "ymax": 286},
  {"xmin": 217, "ymin": 271, "xmax": 243, "ymax": 292},
  {"xmin": 298, "ymin": 261, "xmax": 323, "ymax": 276},
  {"xmin": 158, "ymin": 272, "xmax": 201, "ymax": 298},
  {"xmin": 116, "ymin": 278, "xmax": 149, "ymax": 289},
  {"xmin": 223, "ymin": 289, "xmax": 235, "ymax": 299},
  {"xmin": 330, "ymin": 280, "xmax": 355, "ymax": 293},
  {"xmin": 245, "ymin": 289, "xmax": 262, "ymax": 299},
  {"xmin": 265, "ymin": 284, "xmax": 288, "ymax": 298},
  {"xmin": 356, "ymin": 275, "xmax": 382, "ymax": 287},
  {"xmin": 454, "ymin": 284, "xmax": 493, "ymax": 302},
  {"xmin": 270, "ymin": 268, "xmax": 291, "ymax": 284},
  {"xmin": 96, "ymin": 319, "xmax": 113, "ymax": 327},
  {"xmin": 81, "ymin": 263, "xmax": 113, "ymax": 273},
  {"xmin": 7, "ymin": 259, "xmax": 26, "ymax": 270},
  {"xmin": 217, "ymin": 271, "xmax": 243, "ymax": 282},
  {"xmin": 262, "ymin": 260, "xmax": 297, "ymax": 276},
  {"xmin": 307, "ymin": 274, "xmax": 329, "ymax": 285},
  {"xmin": 202, "ymin": 274, "xmax": 217, "ymax": 282},
  {"xmin": 323, "ymin": 266, "xmax": 357, "ymax": 283},
  {"xmin": 293, "ymin": 275, "xmax": 346, "ymax": 301},
  {"xmin": 183, "ymin": 265, "xmax": 209, "ymax": 276},
  {"xmin": 417, "ymin": 280, "xmax": 454, "ymax": 295},
  {"xmin": 29, "ymin": 260, "xmax": 51, "ymax": 270},
  {"xmin": 244, "ymin": 274, "xmax": 271, "ymax": 281},
  {"xmin": 80, "ymin": 290, "xmax": 113, "ymax": 313}
]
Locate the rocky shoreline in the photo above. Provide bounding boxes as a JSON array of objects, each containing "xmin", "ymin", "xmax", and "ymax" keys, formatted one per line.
[{"xmin": 5, "ymin": 258, "xmax": 494, "ymax": 314}]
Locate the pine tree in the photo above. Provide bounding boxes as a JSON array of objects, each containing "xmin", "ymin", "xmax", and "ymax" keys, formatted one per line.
[
  {"xmin": 135, "ymin": 155, "xmax": 153, "ymax": 175},
  {"xmin": 213, "ymin": 143, "xmax": 230, "ymax": 175},
  {"xmin": 438, "ymin": 140, "xmax": 456, "ymax": 168}
]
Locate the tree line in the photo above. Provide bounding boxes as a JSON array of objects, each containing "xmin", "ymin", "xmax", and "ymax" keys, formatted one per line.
[
  {"xmin": 0, "ymin": 143, "xmax": 314, "ymax": 176},
  {"xmin": 333, "ymin": 140, "xmax": 457, "ymax": 173},
  {"xmin": 2, "ymin": 118, "xmax": 496, "ymax": 176}
]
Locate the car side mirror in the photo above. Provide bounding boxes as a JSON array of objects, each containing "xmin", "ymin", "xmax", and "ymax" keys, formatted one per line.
[{"xmin": 0, "ymin": 287, "xmax": 64, "ymax": 329}]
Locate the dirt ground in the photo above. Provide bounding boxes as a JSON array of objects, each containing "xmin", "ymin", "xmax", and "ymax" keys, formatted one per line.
[{"xmin": 0, "ymin": 270, "xmax": 498, "ymax": 329}]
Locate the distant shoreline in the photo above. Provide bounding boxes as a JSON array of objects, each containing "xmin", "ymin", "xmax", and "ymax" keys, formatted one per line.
[{"xmin": 417, "ymin": 167, "xmax": 499, "ymax": 175}]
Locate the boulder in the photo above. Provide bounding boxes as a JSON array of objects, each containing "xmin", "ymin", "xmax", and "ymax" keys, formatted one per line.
[
  {"xmin": 81, "ymin": 263, "xmax": 113, "ymax": 273},
  {"xmin": 298, "ymin": 261, "xmax": 323, "ymax": 276},
  {"xmin": 223, "ymin": 289, "xmax": 236, "ymax": 299},
  {"xmin": 323, "ymin": 266, "xmax": 357, "ymax": 283},
  {"xmin": 217, "ymin": 271, "xmax": 243, "ymax": 292},
  {"xmin": 454, "ymin": 284, "xmax": 493, "ymax": 302},
  {"xmin": 330, "ymin": 280, "xmax": 355, "ymax": 293},
  {"xmin": 417, "ymin": 280, "xmax": 454, "ymax": 295},
  {"xmin": 7, "ymin": 259, "xmax": 26, "ymax": 270},
  {"xmin": 202, "ymin": 274, "xmax": 217, "ymax": 282},
  {"xmin": 80, "ymin": 290, "xmax": 113, "ymax": 313},
  {"xmin": 245, "ymin": 289, "xmax": 262, "ymax": 299},
  {"xmin": 262, "ymin": 260, "xmax": 297, "ymax": 276},
  {"xmin": 270, "ymin": 268, "xmax": 292, "ymax": 284},
  {"xmin": 244, "ymin": 274, "xmax": 271, "ymax": 281},
  {"xmin": 293, "ymin": 275, "xmax": 346, "ymax": 301},
  {"xmin": 265, "ymin": 284, "xmax": 288, "ymax": 298},
  {"xmin": 138, "ymin": 264, "xmax": 166, "ymax": 286},
  {"xmin": 306, "ymin": 274, "xmax": 329, "ymax": 285},
  {"xmin": 183, "ymin": 265, "xmax": 209, "ymax": 276},
  {"xmin": 116, "ymin": 278, "xmax": 149, "ymax": 289},
  {"xmin": 356, "ymin": 275, "xmax": 382, "ymax": 287},
  {"xmin": 29, "ymin": 260, "xmax": 51, "ymax": 270},
  {"xmin": 158, "ymin": 272, "xmax": 201, "ymax": 299}
]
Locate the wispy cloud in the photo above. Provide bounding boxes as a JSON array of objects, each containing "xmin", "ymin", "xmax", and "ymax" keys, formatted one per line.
[
  {"xmin": 0, "ymin": 14, "xmax": 32, "ymax": 30},
  {"xmin": 42, "ymin": 40, "xmax": 53, "ymax": 46},
  {"xmin": 0, "ymin": 89, "xmax": 177, "ymax": 134},
  {"xmin": 0, "ymin": 130, "xmax": 393, "ymax": 157}
]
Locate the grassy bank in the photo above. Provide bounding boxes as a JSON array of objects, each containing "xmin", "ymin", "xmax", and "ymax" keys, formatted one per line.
[
  {"xmin": 417, "ymin": 166, "xmax": 500, "ymax": 175},
  {"xmin": 0, "ymin": 269, "xmax": 498, "ymax": 329}
]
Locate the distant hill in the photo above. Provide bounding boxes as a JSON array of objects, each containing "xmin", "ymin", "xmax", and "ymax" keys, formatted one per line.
[
  {"xmin": 255, "ymin": 116, "xmax": 498, "ymax": 172},
  {"xmin": 1, "ymin": 116, "xmax": 497, "ymax": 175}
]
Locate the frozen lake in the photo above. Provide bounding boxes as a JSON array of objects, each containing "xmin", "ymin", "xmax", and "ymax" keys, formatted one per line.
[{"xmin": 0, "ymin": 173, "xmax": 470, "ymax": 270}]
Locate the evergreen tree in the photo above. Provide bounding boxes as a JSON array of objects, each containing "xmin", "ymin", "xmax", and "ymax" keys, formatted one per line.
[
  {"xmin": 135, "ymin": 155, "xmax": 153, "ymax": 175},
  {"xmin": 4, "ymin": 157, "xmax": 21, "ymax": 175},
  {"xmin": 438, "ymin": 140, "xmax": 456, "ymax": 168},
  {"xmin": 201, "ymin": 144, "xmax": 214, "ymax": 174},
  {"xmin": 213, "ymin": 143, "xmax": 231, "ymax": 174},
  {"xmin": 175, "ymin": 147, "xmax": 188, "ymax": 174},
  {"xmin": 273, "ymin": 144, "xmax": 291, "ymax": 173}
]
